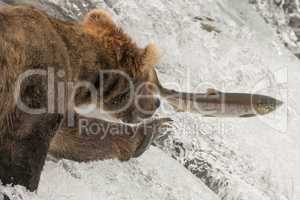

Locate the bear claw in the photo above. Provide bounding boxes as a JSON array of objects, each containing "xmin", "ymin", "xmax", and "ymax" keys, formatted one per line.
[
  {"xmin": 132, "ymin": 131, "xmax": 154, "ymax": 158},
  {"xmin": 132, "ymin": 118, "xmax": 173, "ymax": 158}
]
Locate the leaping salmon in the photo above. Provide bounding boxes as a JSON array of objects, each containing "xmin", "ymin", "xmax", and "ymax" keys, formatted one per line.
[{"xmin": 154, "ymin": 72, "xmax": 283, "ymax": 118}]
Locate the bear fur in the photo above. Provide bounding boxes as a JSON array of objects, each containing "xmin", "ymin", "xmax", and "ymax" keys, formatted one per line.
[{"xmin": 0, "ymin": 5, "xmax": 167, "ymax": 193}]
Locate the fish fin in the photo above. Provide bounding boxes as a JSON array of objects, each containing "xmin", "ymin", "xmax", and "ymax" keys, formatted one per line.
[
  {"xmin": 202, "ymin": 114, "xmax": 216, "ymax": 117},
  {"xmin": 206, "ymin": 88, "xmax": 220, "ymax": 96},
  {"xmin": 239, "ymin": 114, "xmax": 256, "ymax": 118}
]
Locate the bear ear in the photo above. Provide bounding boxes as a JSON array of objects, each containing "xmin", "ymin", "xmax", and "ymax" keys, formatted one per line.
[
  {"xmin": 142, "ymin": 43, "xmax": 160, "ymax": 69},
  {"xmin": 83, "ymin": 9, "xmax": 115, "ymax": 28}
]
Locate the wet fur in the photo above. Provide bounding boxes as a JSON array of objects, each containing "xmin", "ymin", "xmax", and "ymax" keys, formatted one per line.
[{"xmin": 0, "ymin": 5, "xmax": 162, "ymax": 193}]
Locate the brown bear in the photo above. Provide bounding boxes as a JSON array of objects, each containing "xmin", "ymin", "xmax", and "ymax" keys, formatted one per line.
[
  {"xmin": 0, "ymin": 5, "xmax": 170, "ymax": 194},
  {"xmin": 0, "ymin": 5, "xmax": 283, "ymax": 199},
  {"xmin": 47, "ymin": 9, "xmax": 169, "ymax": 163}
]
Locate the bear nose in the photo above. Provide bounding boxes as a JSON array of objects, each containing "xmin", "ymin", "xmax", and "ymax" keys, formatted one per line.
[{"xmin": 155, "ymin": 98, "xmax": 161, "ymax": 108}]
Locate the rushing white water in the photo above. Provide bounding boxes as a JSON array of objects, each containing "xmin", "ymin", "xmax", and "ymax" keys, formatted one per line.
[{"xmin": 1, "ymin": 0, "xmax": 300, "ymax": 199}]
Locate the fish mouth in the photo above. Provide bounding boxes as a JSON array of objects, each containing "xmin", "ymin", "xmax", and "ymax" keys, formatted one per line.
[{"xmin": 275, "ymin": 99, "xmax": 284, "ymax": 107}]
